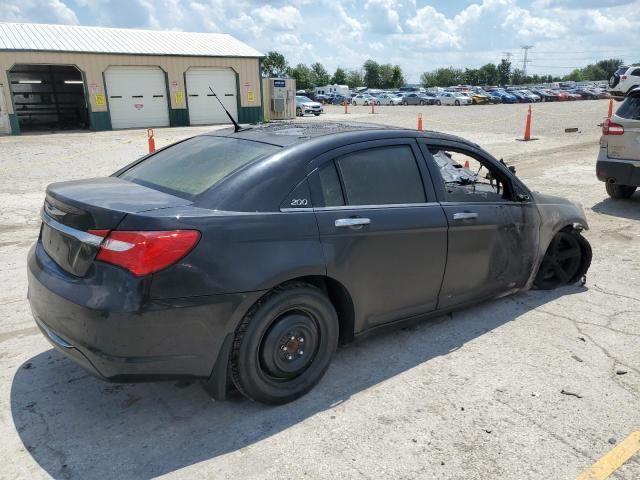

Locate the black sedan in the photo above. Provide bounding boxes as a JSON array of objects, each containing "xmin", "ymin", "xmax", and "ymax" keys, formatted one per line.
[{"xmin": 28, "ymin": 123, "xmax": 592, "ymax": 405}]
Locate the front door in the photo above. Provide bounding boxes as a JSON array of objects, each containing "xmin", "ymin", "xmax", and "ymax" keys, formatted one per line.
[
  {"xmin": 420, "ymin": 140, "xmax": 539, "ymax": 309},
  {"xmin": 310, "ymin": 140, "xmax": 448, "ymax": 332}
]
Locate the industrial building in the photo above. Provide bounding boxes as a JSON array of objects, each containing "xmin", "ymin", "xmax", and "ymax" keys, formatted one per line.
[{"xmin": 0, "ymin": 22, "xmax": 264, "ymax": 134}]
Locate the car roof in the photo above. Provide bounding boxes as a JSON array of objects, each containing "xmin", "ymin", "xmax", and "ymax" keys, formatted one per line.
[{"xmin": 206, "ymin": 121, "xmax": 472, "ymax": 147}]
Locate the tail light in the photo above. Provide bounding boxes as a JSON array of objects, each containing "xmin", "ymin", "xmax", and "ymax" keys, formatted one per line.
[
  {"xmin": 602, "ymin": 118, "xmax": 624, "ymax": 135},
  {"xmin": 621, "ymin": 75, "xmax": 627, "ymax": 80},
  {"xmin": 89, "ymin": 230, "xmax": 200, "ymax": 276}
]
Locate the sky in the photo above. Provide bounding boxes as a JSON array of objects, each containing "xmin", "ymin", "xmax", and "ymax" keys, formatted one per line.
[{"xmin": 1, "ymin": 0, "xmax": 639, "ymax": 82}]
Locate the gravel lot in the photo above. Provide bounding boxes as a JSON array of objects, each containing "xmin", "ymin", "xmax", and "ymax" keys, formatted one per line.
[{"xmin": 1, "ymin": 100, "xmax": 639, "ymax": 479}]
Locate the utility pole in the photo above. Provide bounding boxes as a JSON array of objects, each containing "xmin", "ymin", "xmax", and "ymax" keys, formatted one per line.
[{"xmin": 521, "ymin": 45, "xmax": 533, "ymax": 76}]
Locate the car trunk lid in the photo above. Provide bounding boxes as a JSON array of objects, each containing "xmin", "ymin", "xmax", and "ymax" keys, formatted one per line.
[{"xmin": 41, "ymin": 177, "xmax": 191, "ymax": 277}]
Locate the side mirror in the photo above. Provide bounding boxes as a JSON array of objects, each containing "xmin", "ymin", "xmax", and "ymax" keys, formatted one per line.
[
  {"xmin": 509, "ymin": 165, "xmax": 517, "ymax": 175},
  {"xmin": 516, "ymin": 193, "xmax": 530, "ymax": 202}
]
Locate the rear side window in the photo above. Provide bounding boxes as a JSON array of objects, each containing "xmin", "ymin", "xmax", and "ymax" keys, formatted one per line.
[
  {"xmin": 120, "ymin": 136, "xmax": 280, "ymax": 199},
  {"xmin": 334, "ymin": 146, "xmax": 426, "ymax": 206},
  {"xmin": 617, "ymin": 96, "xmax": 640, "ymax": 119},
  {"xmin": 318, "ymin": 163, "xmax": 345, "ymax": 207}
]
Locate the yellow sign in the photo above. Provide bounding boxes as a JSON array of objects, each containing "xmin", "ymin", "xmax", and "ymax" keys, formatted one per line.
[
  {"xmin": 247, "ymin": 90, "xmax": 255, "ymax": 102},
  {"xmin": 95, "ymin": 93, "xmax": 105, "ymax": 106},
  {"xmin": 175, "ymin": 91, "xmax": 184, "ymax": 105}
]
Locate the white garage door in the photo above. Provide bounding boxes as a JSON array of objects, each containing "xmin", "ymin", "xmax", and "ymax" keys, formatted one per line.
[
  {"xmin": 105, "ymin": 66, "xmax": 169, "ymax": 129},
  {"xmin": 186, "ymin": 68, "xmax": 238, "ymax": 125}
]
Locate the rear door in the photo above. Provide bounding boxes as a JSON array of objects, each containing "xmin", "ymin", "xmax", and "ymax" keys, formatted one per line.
[
  {"xmin": 310, "ymin": 139, "xmax": 448, "ymax": 331},
  {"xmin": 419, "ymin": 140, "xmax": 539, "ymax": 309}
]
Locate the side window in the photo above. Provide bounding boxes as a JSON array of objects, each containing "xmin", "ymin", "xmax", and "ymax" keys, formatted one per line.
[
  {"xmin": 335, "ymin": 145, "xmax": 426, "ymax": 206},
  {"xmin": 318, "ymin": 162, "xmax": 345, "ymax": 207},
  {"xmin": 631, "ymin": 68, "xmax": 640, "ymax": 77},
  {"xmin": 428, "ymin": 147, "xmax": 513, "ymax": 203}
]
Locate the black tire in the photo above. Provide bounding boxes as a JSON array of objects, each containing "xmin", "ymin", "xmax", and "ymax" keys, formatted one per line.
[
  {"xmin": 352, "ymin": 101, "xmax": 357, "ymax": 106},
  {"xmin": 419, "ymin": 100, "xmax": 425, "ymax": 105},
  {"xmin": 606, "ymin": 183, "xmax": 637, "ymax": 199},
  {"xmin": 609, "ymin": 74, "xmax": 620, "ymax": 88},
  {"xmin": 454, "ymin": 100, "xmax": 460, "ymax": 106},
  {"xmin": 230, "ymin": 282, "xmax": 339, "ymax": 405},
  {"xmin": 364, "ymin": 101, "xmax": 369, "ymax": 106},
  {"xmin": 436, "ymin": 100, "xmax": 441, "ymax": 106},
  {"xmin": 403, "ymin": 101, "xmax": 408, "ymax": 106},
  {"xmin": 534, "ymin": 230, "xmax": 591, "ymax": 289},
  {"xmin": 314, "ymin": 113, "xmax": 321, "ymax": 116},
  {"xmin": 296, "ymin": 107, "xmax": 302, "ymax": 117}
]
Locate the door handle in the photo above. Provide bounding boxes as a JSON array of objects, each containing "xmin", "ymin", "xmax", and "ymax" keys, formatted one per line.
[
  {"xmin": 453, "ymin": 212, "xmax": 479, "ymax": 220},
  {"xmin": 335, "ymin": 218, "xmax": 371, "ymax": 228}
]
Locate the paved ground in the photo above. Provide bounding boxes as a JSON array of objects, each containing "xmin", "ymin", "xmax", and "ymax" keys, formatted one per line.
[{"xmin": 1, "ymin": 100, "xmax": 639, "ymax": 480}]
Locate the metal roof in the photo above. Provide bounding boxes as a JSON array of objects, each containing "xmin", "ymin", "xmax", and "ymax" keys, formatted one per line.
[{"xmin": 0, "ymin": 22, "xmax": 264, "ymax": 58}]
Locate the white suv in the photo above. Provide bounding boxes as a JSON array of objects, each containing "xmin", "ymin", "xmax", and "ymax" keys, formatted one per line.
[{"xmin": 609, "ymin": 65, "xmax": 640, "ymax": 99}]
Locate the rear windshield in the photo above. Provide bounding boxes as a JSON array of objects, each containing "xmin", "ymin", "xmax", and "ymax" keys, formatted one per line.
[
  {"xmin": 119, "ymin": 136, "xmax": 280, "ymax": 199},
  {"xmin": 617, "ymin": 95, "xmax": 640, "ymax": 120}
]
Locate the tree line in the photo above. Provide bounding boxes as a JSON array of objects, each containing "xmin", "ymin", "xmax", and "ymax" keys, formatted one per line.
[
  {"xmin": 420, "ymin": 58, "xmax": 625, "ymax": 88},
  {"xmin": 261, "ymin": 51, "xmax": 627, "ymax": 89},
  {"xmin": 261, "ymin": 51, "xmax": 405, "ymax": 90}
]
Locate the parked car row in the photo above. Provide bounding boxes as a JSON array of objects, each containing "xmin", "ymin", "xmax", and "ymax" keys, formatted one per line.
[{"xmin": 307, "ymin": 84, "xmax": 611, "ymax": 110}]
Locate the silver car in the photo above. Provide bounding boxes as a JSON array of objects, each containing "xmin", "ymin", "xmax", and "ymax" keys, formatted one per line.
[
  {"xmin": 351, "ymin": 94, "xmax": 378, "ymax": 106},
  {"xmin": 376, "ymin": 93, "xmax": 403, "ymax": 106},
  {"xmin": 296, "ymin": 96, "xmax": 322, "ymax": 116},
  {"xmin": 596, "ymin": 87, "xmax": 640, "ymax": 198},
  {"xmin": 435, "ymin": 92, "xmax": 472, "ymax": 106}
]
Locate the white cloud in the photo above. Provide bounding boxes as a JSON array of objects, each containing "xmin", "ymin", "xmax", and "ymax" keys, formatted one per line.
[
  {"xmin": 253, "ymin": 4, "xmax": 302, "ymax": 31},
  {"xmin": 0, "ymin": 0, "xmax": 78, "ymax": 24},
  {"xmin": 365, "ymin": 0, "xmax": 403, "ymax": 33}
]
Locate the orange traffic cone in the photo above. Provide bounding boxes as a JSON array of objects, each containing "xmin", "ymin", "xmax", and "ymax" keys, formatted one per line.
[
  {"xmin": 607, "ymin": 98, "xmax": 613, "ymax": 118},
  {"xmin": 417, "ymin": 113, "xmax": 423, "ymax": 131},
  {"xmin": 344, "ymin": 99, "xmax": 348, "ymax": 114},
  {"xmin": 523, "ymin": 105, "xmax": 532, "ymax": 141},
  {"xmin": 147, "ymin": 128, "xmax": 156, "ymax": 153}
]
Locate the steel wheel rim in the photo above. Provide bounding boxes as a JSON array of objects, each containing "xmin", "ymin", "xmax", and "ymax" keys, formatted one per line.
[{"xmin": 259, "ymin": 310, "xmax": 320, "ymax": 381}]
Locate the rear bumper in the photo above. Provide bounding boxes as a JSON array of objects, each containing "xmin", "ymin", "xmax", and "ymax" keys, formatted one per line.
[
  {"xmin": 596, "ymin": 150, "xmax": 640, "ymax": 187},
  {"xmin": 27, "ymin": 242, "xmax": 261, "ymax": 381}
]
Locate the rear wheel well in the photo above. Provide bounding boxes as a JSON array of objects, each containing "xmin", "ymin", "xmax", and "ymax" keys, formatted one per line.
[{"xmin": 279, "ymin": 275, "xmax": 355, "ymax": 344}]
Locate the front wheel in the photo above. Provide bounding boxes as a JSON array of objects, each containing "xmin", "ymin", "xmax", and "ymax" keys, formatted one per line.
[
  {"xmin": 455, "ymin": 100, "xmax": 460, "ymax": 106},
  {"xmin": 436, "ymin": 100, "xmax": 441, "ymax": 106},
  {"xmin": 534, "ymin": 230, "xmax": 591, "ymax": 289},
  {"xmin": 230, "ymin": 282, "xmax": 339, "ymax": 405},
  {"xmin": 296, "ymin": 107, "xmax": 302, "ymax": 117},
  {"xmin": 606, "ymin": 183, "xmax": 637, "ymax": 199},
  {"xmin": 403, "ymin": 101, "xmax": 408, "ymax": 106},
  {"xmin": 419, "ymin": 100, "xmax": 425, "ymax": 105}
]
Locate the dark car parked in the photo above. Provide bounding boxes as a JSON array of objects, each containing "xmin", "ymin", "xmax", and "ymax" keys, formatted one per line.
[
  {"xmin": 530, "ymin": 88, "xmax": 557, "ymax": 102},
  {"xmin": 28, "ymin": 122, "xmax": 592, "ymax": 405}
]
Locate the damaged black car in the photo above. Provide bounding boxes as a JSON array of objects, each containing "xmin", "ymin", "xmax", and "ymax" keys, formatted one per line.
[{"xmin": 28, "ymin": 122, "xmax": 591, "ymax": 405}]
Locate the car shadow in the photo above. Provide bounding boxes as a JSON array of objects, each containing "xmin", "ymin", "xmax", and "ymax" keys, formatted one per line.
[
  {"xmin": 11, "ymin": 286, "xmax": 585, "ymax": 479},
  {"xmin": 592, "ymin": 193, "xmax": 640, "ymax": 221}
]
